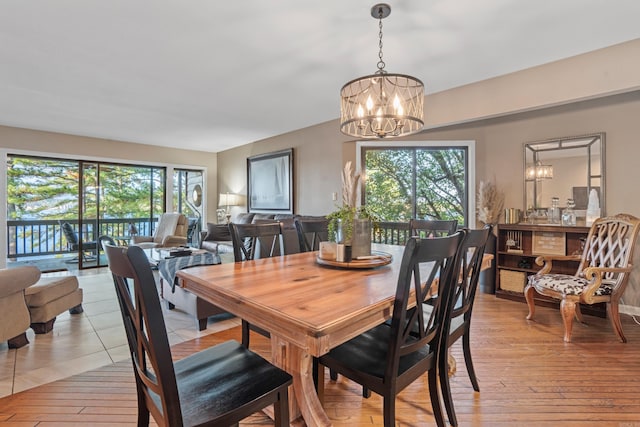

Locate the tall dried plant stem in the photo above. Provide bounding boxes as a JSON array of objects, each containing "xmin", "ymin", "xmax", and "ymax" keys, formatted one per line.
[
  {"xmin": 342, "ymin": 161, "xmax": 360, "ymax": 208},
  {"xmin": 477, "ymin": 180, "xmax": 504, "ymax": 226}
]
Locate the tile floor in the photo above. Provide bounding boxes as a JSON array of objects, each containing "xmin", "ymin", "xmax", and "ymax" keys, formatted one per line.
[{"xmin": 0, "ymin": 267, "xmax": 240, "ymax": 398}]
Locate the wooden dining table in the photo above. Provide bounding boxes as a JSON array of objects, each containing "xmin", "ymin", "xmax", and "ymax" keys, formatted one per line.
[{"xmin": 177, "ymin": 243, "xmax": 492, "ymax": 427}]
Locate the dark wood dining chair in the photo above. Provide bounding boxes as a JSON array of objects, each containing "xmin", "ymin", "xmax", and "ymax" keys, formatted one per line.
[
  {"xmin": 229, "ymin": 222, "xmax": 284, "ymax": 262},
  {"xmin": 410, "ymin": 218, "xmax": 458, "ymax": 238},
  {"xmin": 317, "ymin": 232, "xmax": 465, "ymax": 427},
  {"xmin": 294, "ymin": 218, "xmax": 329, "ymax": 252},
  {"xmin": 359, "ymin": 226, "xmax": 491, "ymax": 425},
  {"xmin": 229, "ymin": 222, "xmax": 284, "ymax": 347},
  {"xmin": 431, "ymin": 225, "xmax": 492, "ymax": 427},
  {"xmin": 104, "ymin": 244, "xmax": 292, "ymax": 427}
]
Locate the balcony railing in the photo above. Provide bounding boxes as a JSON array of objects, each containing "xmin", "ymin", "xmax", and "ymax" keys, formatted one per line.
[
  {"xmin": 7, "ymin": 218, "xmax": 155, "ymax": 258},
  {"xmin": 372, "ymin": 221, "xmax": 411, "ymax": 246},
  {"xmin": 8, "ymin": 218, "xmax": 407, "ymax": 259}
]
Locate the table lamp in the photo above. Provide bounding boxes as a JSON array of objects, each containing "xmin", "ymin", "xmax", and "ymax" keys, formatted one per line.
[{"xmin": 218, "ymin": 192, "xmax": 240, "ymax": 223}]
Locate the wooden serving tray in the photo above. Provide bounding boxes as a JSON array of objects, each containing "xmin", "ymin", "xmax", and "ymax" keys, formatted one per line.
[{"xmin": 316, "ymin": 251, "xmax": 393, "ymax": 269}]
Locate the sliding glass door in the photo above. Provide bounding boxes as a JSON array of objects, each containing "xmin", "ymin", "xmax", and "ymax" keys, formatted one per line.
[
  {"xmin": 84, "ymin": 162, "xmax": 166, "ymax": 268},
  {"xmin": 7, "ymin": 155, "xmax": 166, "ymax": 271}
]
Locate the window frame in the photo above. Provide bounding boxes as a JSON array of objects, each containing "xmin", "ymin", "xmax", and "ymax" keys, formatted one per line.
[{"xmin": 356, "ymin": 140, "xmax": 476, "ymax": 228}]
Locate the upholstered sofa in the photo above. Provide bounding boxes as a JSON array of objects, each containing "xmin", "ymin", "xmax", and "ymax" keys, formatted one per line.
[{"xmin": 200, "ymin": 213, "xmax": 327, "ymax": 256}]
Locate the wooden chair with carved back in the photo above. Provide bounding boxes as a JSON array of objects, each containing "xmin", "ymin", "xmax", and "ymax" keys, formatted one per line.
[{"xmin": 525, "ymin": 213, "xmax": 640, "ymax": 342}]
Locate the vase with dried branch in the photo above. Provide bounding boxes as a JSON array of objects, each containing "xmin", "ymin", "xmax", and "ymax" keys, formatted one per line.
[
  {"xmin": 477, "ymin": 180, "xmax": 504, "ymax": 294},
  {"xmin": 477, "ymin": 180, "xmax": 504, "ymax": 227}
]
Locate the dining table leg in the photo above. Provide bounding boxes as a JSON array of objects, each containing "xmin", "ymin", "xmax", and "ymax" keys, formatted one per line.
[{"xmin": 271, "ymin": 335, "xmax": 332, "ymax": 427}]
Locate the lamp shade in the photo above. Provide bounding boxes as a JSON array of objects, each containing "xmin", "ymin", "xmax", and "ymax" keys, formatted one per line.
[{"xmin": 219, "ymin": 193, "xmax": 240, "ymax": 208}]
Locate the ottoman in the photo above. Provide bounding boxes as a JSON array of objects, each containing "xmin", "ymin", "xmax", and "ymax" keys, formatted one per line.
[{"xmin": 25, "ymin": 275, "xmax": 84, "ymax": 334}]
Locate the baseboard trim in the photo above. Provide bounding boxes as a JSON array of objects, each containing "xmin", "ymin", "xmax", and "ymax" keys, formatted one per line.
[{"xmin": 620, "ymin": 304, "xmax": 640, "ymax": 317}]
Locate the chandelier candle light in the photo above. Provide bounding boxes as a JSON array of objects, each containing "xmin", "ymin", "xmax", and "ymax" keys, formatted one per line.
[
  {"xmin": 525, "ymin": 161, "xmax": 554, "ymax": 181},
  {"xmin": 340, "ymin": 3, "xmax": 424, "ymax": 139}
]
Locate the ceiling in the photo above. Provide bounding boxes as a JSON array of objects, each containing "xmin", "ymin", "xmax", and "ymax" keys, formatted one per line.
[{"xmin": 1, "ymin": 1, "xmax": 639, "ymax": 153}]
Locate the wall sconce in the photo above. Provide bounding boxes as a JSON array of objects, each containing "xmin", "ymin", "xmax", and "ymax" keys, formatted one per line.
[{"xmin": 218, "ymin": 192, "xmax": 240, "ymax": 223}]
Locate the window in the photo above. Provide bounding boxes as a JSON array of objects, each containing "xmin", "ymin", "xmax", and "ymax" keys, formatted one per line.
[
  {"xmin": 7, "ymin": 155, "xmax": 166, "ymax": 269},
  {"xmin": 358, "ymin": 141, "xmax": 475, "ymax": 227}
]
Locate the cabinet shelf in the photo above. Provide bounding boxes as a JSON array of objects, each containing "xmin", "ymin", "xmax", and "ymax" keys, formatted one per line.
[{"xmin": 495, "ymin": 223, "xmax": 606, "ymax": 318}]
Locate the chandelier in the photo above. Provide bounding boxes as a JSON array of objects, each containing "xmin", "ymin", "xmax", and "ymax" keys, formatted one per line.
[
  {"xmin": 525, "ymin": 161, "xmax": 554, "ymax": 181},
  {"xmin": 340, "ymin": 3, "xmax": 424, "ymax": 139}
]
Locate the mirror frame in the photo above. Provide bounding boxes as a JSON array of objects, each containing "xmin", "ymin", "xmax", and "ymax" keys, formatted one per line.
[{"xmin": 523, "ymin": 132, "xmax": 606, "ymax": 216}]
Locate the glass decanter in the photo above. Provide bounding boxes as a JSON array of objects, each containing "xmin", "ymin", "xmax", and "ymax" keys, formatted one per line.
[{"xmin": 562, "ymin": 198, "xmax": 576, "ymax": 226}]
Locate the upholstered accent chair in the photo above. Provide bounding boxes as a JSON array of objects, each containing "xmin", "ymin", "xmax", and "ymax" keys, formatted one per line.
[
  {"xmin": 525, "ymin": 213, "xmax": 640, "ymax": 342},
  {"xmin": 131, "ymin": 213, "xmax": 188, "ymax": 249},
  {"xmin": 0, "ymin": 266, "xmax": 40, "ymax": 348},
  {"xmin": 0, "ymin": 266, "xmax": 83, "ymax": 346}
]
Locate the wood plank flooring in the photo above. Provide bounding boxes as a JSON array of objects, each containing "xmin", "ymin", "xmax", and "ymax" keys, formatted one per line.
[{"xmin": 2, "ymin": 293, "xmax": 640, "ymax": 426}]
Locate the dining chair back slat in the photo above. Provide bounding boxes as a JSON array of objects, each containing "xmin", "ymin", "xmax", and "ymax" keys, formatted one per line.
[
  {"xmin": 229, "ymin": 222, "xmax": 283, "ymax": 262},
  {"xmin": 410, "ymin": 219, "xmax": 458, "ymax": 238}
]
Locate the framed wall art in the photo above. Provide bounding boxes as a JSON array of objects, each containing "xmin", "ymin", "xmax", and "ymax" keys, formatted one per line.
[{"xmin": 247, "ymin": 148, "xmax": 293, "ymax": 213}]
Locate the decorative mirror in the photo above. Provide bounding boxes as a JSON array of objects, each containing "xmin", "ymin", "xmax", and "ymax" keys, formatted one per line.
[
  {"xmin": 191, "ymin": 184, "xmax": 202, "ymax": 207},
  {"xmin": 524, "ymin": 133, "xmax": 605, "ymax": 221}
]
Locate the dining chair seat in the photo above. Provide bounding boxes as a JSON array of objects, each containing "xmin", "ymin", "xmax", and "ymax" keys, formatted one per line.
[{"xmin": 172, "ymin": 340, "xmax": 291, "ymax": 426}]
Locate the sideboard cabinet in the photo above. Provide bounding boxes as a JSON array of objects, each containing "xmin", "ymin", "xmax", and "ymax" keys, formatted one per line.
[{"xmin": 495, "ymin": 223, "xmax": 606, "ymax": 317}]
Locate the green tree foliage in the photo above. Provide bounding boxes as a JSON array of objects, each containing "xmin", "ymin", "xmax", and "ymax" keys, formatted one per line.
[
  {"xmin": 7, "ymin": 157, "xmax": 165, "ymax": 220},
  {"xmin": 7, "ymin": 157, "xmax": 79, "ymax": 219},
  {"xmin": 364, "ymin": 147, "xmax": 466, "ymax": 224}
]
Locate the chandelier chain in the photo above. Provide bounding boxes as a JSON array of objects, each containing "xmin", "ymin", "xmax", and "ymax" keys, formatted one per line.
[{"xmin": 376, "ymin": 10, "xmax": 385, "ymax": 72}]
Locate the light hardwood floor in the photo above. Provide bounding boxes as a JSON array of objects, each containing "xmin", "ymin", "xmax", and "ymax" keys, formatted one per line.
[{"xmin": 2, "ymin": 284, "xmax": 640, "ymax": 426}]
